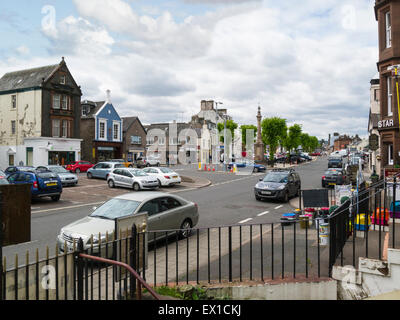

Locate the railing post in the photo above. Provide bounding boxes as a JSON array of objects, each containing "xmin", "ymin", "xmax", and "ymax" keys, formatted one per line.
[
  {"xmin": 228, "ymin": 226, "xmax": 232, "ymax": 282},
  {"xmin": 76, "ymin": 238, "xmax": 84, "ymax": 301},
  {"xmin": 0, "ymin": 192, "xmax": 3, "ymax": 301},
  {"xmin": 393, "ymin": 176, "xmax": 397, "ymax": 249},
  {"xmin": 130, "ymin": 224, "xmax": 137, "ymax": 299}
]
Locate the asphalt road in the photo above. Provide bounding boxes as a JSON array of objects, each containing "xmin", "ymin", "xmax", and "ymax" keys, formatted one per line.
[{"xmin": 3, "ymin": 157, "xmax": 328, "ymax": 264}]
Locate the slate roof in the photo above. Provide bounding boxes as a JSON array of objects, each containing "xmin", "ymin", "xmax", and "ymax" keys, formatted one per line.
[
  {"xmin": 122, "ymin": 116, "xmax": 139, "ymax": 132},
  {"xmin": 0, "ymin": 64, "xmax": 59, "ymax": 93},
  {"xmin": 81, "ymin": 100, "xmax": 105, "ymax": 118}
]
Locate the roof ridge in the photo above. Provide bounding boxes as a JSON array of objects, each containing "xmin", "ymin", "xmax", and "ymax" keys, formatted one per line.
[{"xmin": 3, "ymin": 64, "xmax": 59, "ymax": 76}]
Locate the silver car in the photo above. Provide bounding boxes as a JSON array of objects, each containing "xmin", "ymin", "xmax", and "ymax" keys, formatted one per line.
[
  {"xmin": 37, "ymin": 165, "xmax": 78, "ymax": 186},
  {"xmin": 57, "ymin": 192, "xmax": 199, "ymax": 251},
  {"xmin": 107, "ymin": 168, "xmax": 159, "ymax": 191}
]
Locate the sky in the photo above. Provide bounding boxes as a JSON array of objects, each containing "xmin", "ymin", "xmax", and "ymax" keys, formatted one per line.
[{"xmin": 0, "ymin": 0, "xmax": 379, "ymax": 140}]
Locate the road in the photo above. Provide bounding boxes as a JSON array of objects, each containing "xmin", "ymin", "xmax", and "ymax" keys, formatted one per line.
[{"xmin": 2, "ymin": 157, "xmax": 328, "ymax": 264}]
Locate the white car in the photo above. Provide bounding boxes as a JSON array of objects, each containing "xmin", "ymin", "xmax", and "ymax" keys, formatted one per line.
[
  {"xmin": 143, "ymin": 167, "xmax": 182, "ymax": 187},
  {"xmin": 107, "ymin": 168, "xmax": 159, "ymax": 191}
]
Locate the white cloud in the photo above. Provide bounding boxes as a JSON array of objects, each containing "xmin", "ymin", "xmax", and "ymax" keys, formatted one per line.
[
  {"xmin": 24, "ymin": 0, "xmax": 380, "ymax": 139},
  {"xmin": 15, "ymin": 45, "xmax": 30, "ymax": 55}
]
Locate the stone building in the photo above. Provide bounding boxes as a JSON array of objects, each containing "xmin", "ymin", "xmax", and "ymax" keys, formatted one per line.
[
  {"xmin": 122, "ymin": 117, "xmax": 147, "ymax": 162},
  {"xmin": 0, "ymin": 58, "xmax": 82, "ymax": 168}
]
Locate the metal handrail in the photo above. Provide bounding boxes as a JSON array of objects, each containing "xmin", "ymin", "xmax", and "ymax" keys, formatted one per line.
[{"xmin": 78, "ymin": 253, "xmax": 161, "ymax": 301}]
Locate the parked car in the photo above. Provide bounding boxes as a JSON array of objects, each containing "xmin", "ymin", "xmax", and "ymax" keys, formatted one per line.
[
  {"xmin": 107, "ymin": 168, "xmax": 159, "ymax": 191},
  {"xmin": 254, "ymin": 169, "xmax": 301, "ymax": 202},
  {"xmin": 322, "ymin": 168, "xmax": 348, "ymax": 187},
  {"xmin": 328, "ymin": 157, "xmax": 344, "ymax": 169},
  {"xmin": 87, "ymin": 162, "xmax": 125, "ymax": 180},
  {"xmin": 7, "ymin": 169, "xmax": 62, "ymax": 201},
  {"xmin": 310, "ymin": 152, "xmax": 321, "ymax": 156},
  {"xmin": 0, "ymin": 170, "xmax": 9, "ymax": 185},
  {"xmin": 109, "ymin": 159, "xmax": 134, "ymax": 168},
  {"xmin": 57, "ymin": 192, "xmax": 199, "ymax": 252},
  {"xmin": 145, "ymin": 156, "xmax": 162, "ymax": 167},
  {"xmin": 37, "ymin": 165, "xmax": 78, "ymax": 187},
  {"xmin": 65, "ymin": 161, "xmax": 94, "ymax": 173},
  {"xmin": 299, "ymin": 153, "xmax": 312, "ymax": 161},
  {"xmin": 4, "ymin": 166, "xmax": 35, "ymax": 177},
  {"xmin": 135, "ymin": 157, "xmax": 147, "ymax": 168},
  {"xmin": 227, "ymin": 159, "xmax": 266, "ymax": 172},
  {"xmin": 289, "ymin": 154, "xmax": 305, "ymax": 163},
  {"xmin": 142, "ymin": 167, "xmax": 182, "ymax": 187}
]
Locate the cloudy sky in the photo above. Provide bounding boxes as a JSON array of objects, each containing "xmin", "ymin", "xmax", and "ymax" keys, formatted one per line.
[{"xmin": 0, "ymin": 0, "xmax": 378, "ymax": 139}]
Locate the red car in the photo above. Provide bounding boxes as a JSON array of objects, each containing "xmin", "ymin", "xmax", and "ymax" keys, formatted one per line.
[
  {"xmin": 310, "ymin": 152, "xmax": 321, "ymax": 156},
  {"xmin": 65, "ymin": 161, "xmax": 94, "ymax": 173}
]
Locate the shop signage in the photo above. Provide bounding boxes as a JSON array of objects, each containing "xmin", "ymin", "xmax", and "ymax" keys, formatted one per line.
[
  {"xmin": 98, "ymin": 147, "xmax": 114, "ymax": 151},
  {"xmin": 378, "ymin": 119, "xmax": 394, "ymax": 129},
  {"xmin": 384, "ymin": 168, "xmax": 400, "ymax": 178},
  {"xmin": 369, "ymin": 134, "xmax": 379, "ymax": 151}
]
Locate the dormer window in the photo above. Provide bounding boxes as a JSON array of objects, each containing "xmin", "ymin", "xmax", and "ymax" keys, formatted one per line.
[
  {"xmin": 60, "ymin": 75, "xmax": 66, "ymax": 85},
  {"xmin": 82, "ymin": 105, "xmax": 89, "ymax": 116}
]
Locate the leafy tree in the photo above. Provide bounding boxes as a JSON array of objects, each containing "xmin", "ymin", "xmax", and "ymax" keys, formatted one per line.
[
  {"xmin": 261, "ymin": 117, "xmax": 287, "ymax": 163},
  {"xmin": 284, "ymin": 124, "xmax": 302, "ymax": 153},
  {"xmin": 218, "ymin": 120, "xmax": 238, "ymax": 142},
  {"xmin": 240, "ymin": 125, "xmax": 257, "ymax": 146}
]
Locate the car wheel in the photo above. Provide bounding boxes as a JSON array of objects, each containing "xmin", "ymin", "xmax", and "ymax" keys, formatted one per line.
[
  {"xmin": 282, "ymin": 191, "xmax": 289, "ymax": 203},
  {"xmin": 157, "ymin": 163, "xmax": 160, "ymax": 167},
  {"xmin": 255, "ymin": 195, "xmax": 261, "ymax": 201},
  {"xmin": 51, "ymin": 195, "xmax": 61, "ymax": 202},
  {"xmin": 179, "ymin": 219, "xmax": 192, "ymax": 239},
  {"xmin": 133, "ymin": 183, "xmax": 141, "ymax": 191},
  {"xmin": 129, "ymin": 165, "xmax": 133, "ymax": 168},
  {"xmin": 108, "ymin": 179, "xmax": 115, "ymax": 188},
  {"xmin": 75, "ymin": 168, "xmax": 80, "ymax": 174},
  {"xmin": 146, "ymin": 163, "xmax": 150, "ymax": 167},
  {"xmin": 87, "ymin": 172, "xmax": 93, "ymax": 179}
]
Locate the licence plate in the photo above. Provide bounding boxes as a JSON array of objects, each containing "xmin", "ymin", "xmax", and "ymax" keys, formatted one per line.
[
  {"xmin": 47, "ymin": 182, "xmax": 57, "ymax": 186},
  {"xmin": 328, "ymin": 183, "xmax": 336, "ymax": 186},
  {"xmin": 173, "ymin": 176, "xmax": 178, "ymax": 178},
  {"xmin": 262, "ymin": 191, "xmax": 271, "ymax": 195}
]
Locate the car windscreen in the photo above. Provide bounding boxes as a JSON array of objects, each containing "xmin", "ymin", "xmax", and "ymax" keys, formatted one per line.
[
  {"xmin": 263, "ymin": 173, "xmax": 288, "ymax": 183},
  {"xmin": 49, "ymin": 167, "xmax": 69, "ymax": 173},
  {"xmin": 325, "ymin": 170, "xmax": 340, "ymax": 175},
  {"xmin": 37, "ymin": 172, "xmax": 58, "ymax": 179},
  {"xmin": 329, "ymin": 159, "xmax": 341, "ymax": 163},
  {"xmin": 130, "ymin": 170, "xmax": 147, "ymax": 177},
  {"xmin": 90, "ymin": 199, "xmax": 141, "ymax": 220}
]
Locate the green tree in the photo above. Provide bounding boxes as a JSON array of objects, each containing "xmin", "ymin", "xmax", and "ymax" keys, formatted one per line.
[
  {"xmin": 300, "ymin": 133, "xmax": 311, "ymax": 152},
  {"xmin": 218, "ymin": 120, "xmax": 238, "ymax": 142},
  {"xmin": 261, "ymin": 117, "xmax": 287, "ymax": 164},
  {"xmin": 284, "ymin": 124, "xmax": 302, "ymax": 153},
  {"xmin": 240, "ymin": 125, "xmax": 257, "ymax": 146}
]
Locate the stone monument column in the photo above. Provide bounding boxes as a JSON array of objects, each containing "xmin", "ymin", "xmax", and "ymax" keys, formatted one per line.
[{"xmin": 254, "ymin": 106, "xmax": 264, "ymax": 161}]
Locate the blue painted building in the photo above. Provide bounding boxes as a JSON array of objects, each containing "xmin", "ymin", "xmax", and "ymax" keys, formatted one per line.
[{"xmin": 80, "ymin": 92, "xmax": 123, "ymax": 163}]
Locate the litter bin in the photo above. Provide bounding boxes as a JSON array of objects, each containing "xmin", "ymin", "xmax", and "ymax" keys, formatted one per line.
[{"xmin": 299, "ymin": 215, "xmax": 309, "ymax": 229}]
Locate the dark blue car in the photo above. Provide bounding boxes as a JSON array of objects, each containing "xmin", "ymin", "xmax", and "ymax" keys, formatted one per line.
[
  {"xmin": 4, "ymin": 166, "xmax": 35, "ymax": 177},
  {"xmin": 7, "ymin": 169, "xmax": 63, "ymax": 201},
  {"xmin": 228, "ymin": 159, "xmax": 266, "ymax": 172}
]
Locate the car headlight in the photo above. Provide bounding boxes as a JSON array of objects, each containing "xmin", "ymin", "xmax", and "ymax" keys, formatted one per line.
[
  {"xmin": 90, "ymin": 235, "xmax": 107, "ymax": 244},
  {"xmin": 277, "ymin": 185, "xmax": 286, "ymax": 190}
]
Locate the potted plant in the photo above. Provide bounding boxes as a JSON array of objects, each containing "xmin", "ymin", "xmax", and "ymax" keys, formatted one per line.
[{"xmin": 370, "ymin": 170, "xmax": 379, "ymax": 183}]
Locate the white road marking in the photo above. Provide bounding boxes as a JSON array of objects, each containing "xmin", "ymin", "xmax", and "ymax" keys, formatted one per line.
[
  {"xmin": 238, "ymin": 218, "xmax": 253, "ymax": 224},
  {"xmin": 257, "ymin": 211, "xmax": 269, "ymax": 217},
  {"xmin": 32, "ymin": 201, "xmax": 105, "ymax": 214},
  {"xmin": 275, "ymin": 205, "xmax": 283, "ymax": 209}
]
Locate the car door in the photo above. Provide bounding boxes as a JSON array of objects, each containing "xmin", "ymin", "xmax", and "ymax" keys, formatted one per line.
[
  {"xmin": 121, "ymin": 169, "xmax": 134, "ymax": 188},
  {"xmin": 101, "ymin": 163, "xmax": 112, "ymax": 179},
  {"xmin": 90, "ymin": 163, "xmax": 102, "ymax": 177},
  {"xmin": 112, "ymin": 169, "xmax": 123, "ymax": 186},
  {"xmin": 138, "ymin": 199, "xmax": 163, "ymax": 232},
  {"xmin": 157, "ymin": 197, "xmax": 185, "ymax": 230}
]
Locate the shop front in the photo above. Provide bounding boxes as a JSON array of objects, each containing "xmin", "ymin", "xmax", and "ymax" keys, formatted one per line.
[
  {"xmin": 93, "ymin": 141, "xmax": 122, "ymax": 163},
  {"xmin": 23, "ymin": 137, "xmax": 82, "ymax": 167},
  {"xmin": 127, "ymin": 148, "xmax": 145, "ymax": 162}
]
